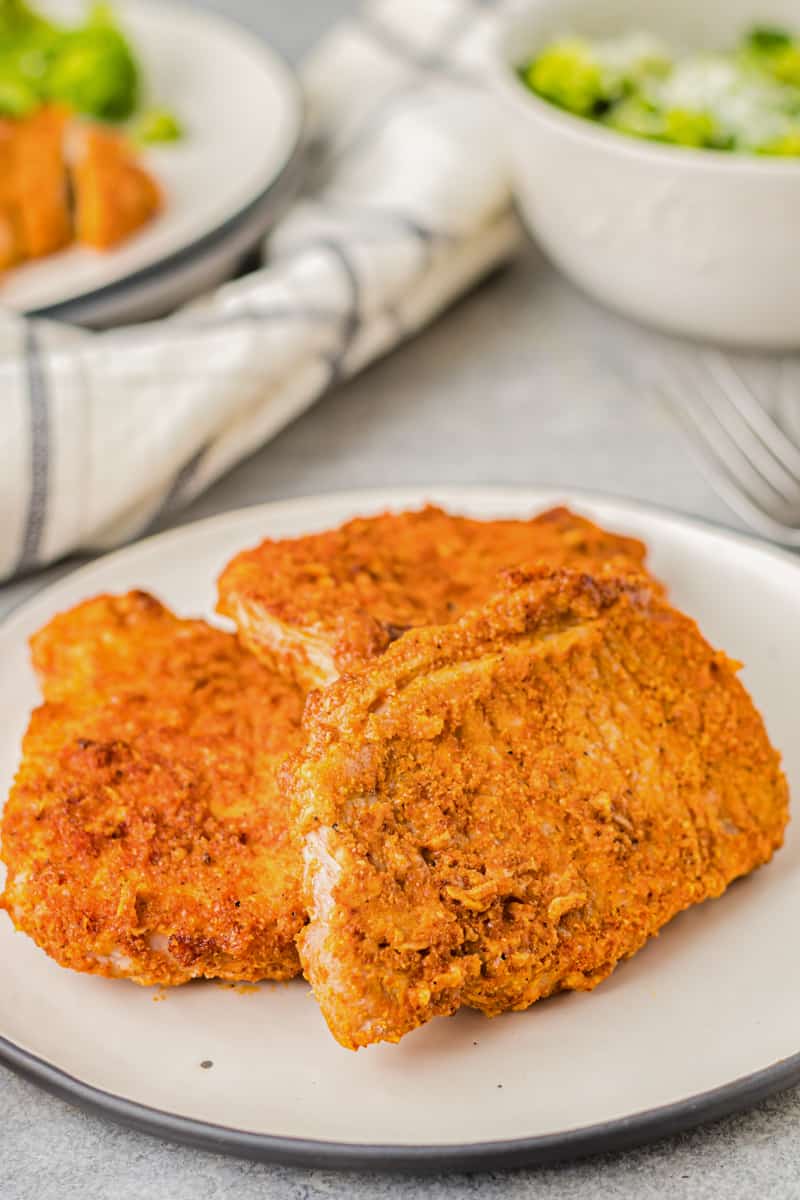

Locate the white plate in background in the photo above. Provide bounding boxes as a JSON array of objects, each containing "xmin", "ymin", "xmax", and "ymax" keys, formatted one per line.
[
  {"xmin": 1, "ymin": 0, "xmax": 303, "ymax": 323},
  {"xmin": 0, "ymin": 486, "xmax": 798, "ymax": 1170}
]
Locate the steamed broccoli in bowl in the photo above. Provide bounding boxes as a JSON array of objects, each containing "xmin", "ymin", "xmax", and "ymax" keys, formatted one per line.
[
  {"xmin": 523, "ymin": 32, "xmax": 670, "ymax": 117},
  {"xmin": 520, "ymin": 27, "xmax": 800, "ymax": 156}
]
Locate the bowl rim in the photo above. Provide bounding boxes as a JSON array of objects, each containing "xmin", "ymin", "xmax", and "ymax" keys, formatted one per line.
[{"xmin": 491, "ymin": 6, "xmax": 800, "ymax": 178}]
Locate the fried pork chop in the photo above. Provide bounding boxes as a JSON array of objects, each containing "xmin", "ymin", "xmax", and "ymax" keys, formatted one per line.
[
  {"xmin": 290, "ymin": 567, "xmax": 788, "ymax": 1049},
  {"xmin": 72, "ymin": 125, "xmax": 162, "ymax": 250},
  {"xmin": 0, "ymin": 591, "xmax": 306, "ymax": 985},
  {"xmin": 217, "ymin": 505, "xmax": 658, "ymax": 689}
]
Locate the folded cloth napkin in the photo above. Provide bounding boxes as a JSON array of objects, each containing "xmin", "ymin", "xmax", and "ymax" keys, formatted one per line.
[{"xmin": 0, "ymin": 0, "xmax": 522, "ymax": 583}]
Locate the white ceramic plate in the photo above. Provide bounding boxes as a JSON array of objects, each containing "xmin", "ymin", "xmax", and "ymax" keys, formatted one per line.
[
  {"xmin": 1, "ymin": 0, "xmax": 303, "ymax": 321},
  {"xmin": 1, "ymin": 486, "xmax": 798, "ymax": 1172}
]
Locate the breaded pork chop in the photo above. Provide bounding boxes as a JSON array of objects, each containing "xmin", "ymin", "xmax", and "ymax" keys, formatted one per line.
[
  {"xmin": 291, "ymin": 567, "xmax": 788, "ymax": 1049},
  {"xmin": 218, "ymin": 505, "xmax": 658, "ymax": 689},
  {"xmin": 0, "ymin": 591, "xmax": 306, "ymax": 985}
]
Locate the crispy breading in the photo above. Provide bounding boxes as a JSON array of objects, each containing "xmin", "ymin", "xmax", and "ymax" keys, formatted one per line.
[
  {"xmin": 10, "ymin": 106, "xmax": 72, "ymax": 260},
  {"xmin": 72, "ymin": 125, "xmax": 161, "ymax": 250},
  {"xmin": 218, "ymin": 504, "xmax": 658, "ymax": 688},
  {"xmin": 0, "ymin": 591, "xmax": 306, "ymax": 985},
  {"xmin": 291, "ymin": 567, "xmax": 789, "ymax": 1049},
  {"xmin": 0, "ymin": 120, "xmax": 23, "ymax": 270},
  {"xmin": 0, "ymin": 110, "xmax": 160, "ymax": 272}
]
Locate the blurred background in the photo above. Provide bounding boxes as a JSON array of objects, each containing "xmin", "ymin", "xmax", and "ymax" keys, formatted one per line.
[
  {"xmin": 193, "ymin": 0, "xmax": 354, "ymax": 61},
  {"xmin": 3, "ymin": 0, "xmax": 800, "ymax": 586}
]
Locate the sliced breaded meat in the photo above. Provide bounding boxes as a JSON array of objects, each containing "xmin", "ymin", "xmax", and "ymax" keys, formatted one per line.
[
  {"xmin": 290, "ymin": 567, "xmax": 788, "ymax": 1049},
  {"xmin": 218, "ymin": 504, "xmax": 658, "ymax": 688},
  {"xmin": 0, "ymin": 120, "xmax": 23, "ymax": 270},
  {"xmin": 1, "ymin": 591, "xmax": 306, "ymax": 986},
  {"xmin": 71, "ymin": 125, "xmax": 161, "ymax": 250},
  {"xmin": 13, "ymin": 106, "xmax": 72, "ymax": 259}
]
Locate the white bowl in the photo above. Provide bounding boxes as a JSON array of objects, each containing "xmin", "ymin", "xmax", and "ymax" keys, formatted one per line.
[{"xmin": 492, "ymin": 0, "xmax": 800, "ymax": 349}]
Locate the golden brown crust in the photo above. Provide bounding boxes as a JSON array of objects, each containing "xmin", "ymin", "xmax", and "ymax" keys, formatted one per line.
[
  {"xmin": 291, "ymin": 567, "xmax": 789, "ymax": 1049},
  {"xmin": 218, "ymin": 504, "xmax": 658, "ymax": 688},
  {"xmin": 72, "ymin": 125, "xmax": 161, "ymax": 250},
  {"xmin": 0, "ymin": 120, "xmax": 23, "ymax": 270},
  {"xmin": 10, "ymin": 106, "xmax": 72, "ymax": 260},
  {"xmin": 0, "ymin": 591, "xmax": 306, "ymax": 986},
  {"xmin": 0, "ymin": 109, "xmax": 160, "ymax": 271}
]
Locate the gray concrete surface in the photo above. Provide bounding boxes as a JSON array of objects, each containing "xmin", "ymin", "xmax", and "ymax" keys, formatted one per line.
[{"xmin": 2, "ymin": 2, "xmax": 799, "ymax": 1197}]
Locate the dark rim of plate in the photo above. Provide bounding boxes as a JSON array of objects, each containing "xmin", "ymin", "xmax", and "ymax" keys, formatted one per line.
[
  {"xmin": 1, "ymin": 487, "xmax": 798, "ymax": 1173},
  {"xmin": 26, "ymin": 45, "xmax": 305, "ymax": 320},
  {"xmin": 2, "ymin": 1034, "xmax": 799, "ymax": 1173}
]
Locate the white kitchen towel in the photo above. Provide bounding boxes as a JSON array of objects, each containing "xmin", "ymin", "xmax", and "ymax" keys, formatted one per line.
[{"xmin": 0, "ymin": 0, "xmax": 523, "ymax": 582}]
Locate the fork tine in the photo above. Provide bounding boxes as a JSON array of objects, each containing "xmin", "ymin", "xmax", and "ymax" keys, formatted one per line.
[
  {"xmin": 705, "ymin": 353, "xmax": 800, "ymax": 481},
  {"xmin": 693, "ymin": 354, "xmax": 800, "ymax": 503},
  {"xmin": 666, "ymin": 361, "xmax": 791, "ymax": 511},
  {"xmin": 777, "ymin": 358, "xmax": 800, "ymax": 447},
  {"xmin": 658, "ymin": 380, "xmax": 800, "ymax": 547}
]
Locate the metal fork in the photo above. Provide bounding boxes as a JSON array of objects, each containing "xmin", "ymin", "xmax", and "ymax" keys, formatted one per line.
[{"xmin": 657, "ymin": 350, "xmax": 800, "ymax": 546}]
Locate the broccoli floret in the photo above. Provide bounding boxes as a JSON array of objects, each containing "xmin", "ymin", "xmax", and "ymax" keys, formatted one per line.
[
  {"xmin": 134, "ymin": 107, "xmax": 183, "ymax": 144},
  {"xmin": 744, "ymin": 26, "xmax": 793, "ymax": 53},
  {"xmin": 0, "ymin": 67, "xmax": 39, "ymax": 115},
  {"xmin": 764, "ymin": 44, "xmax": 800, "ymax": 85},
  {"xmin": 524, "ymin": 39, "xmax": 610, "ymax": 116},
  {"xmin": 0, "ymin": 0, "xmax": 58, "ymax": 103},
  {"xmin": 607, "ymin": 99, "xmax": 721, "ymax": 149},
  {"xmin": 0, "ymin": 0, "xmax": 42, "ymax": 38},
  {"xmin": 523, "ymin": 34, "xmax": 674, "ymax": 119},
  {"xmin": 603, "ymin": 96, "xmax": 665, "ymax": 139},
  {"xmin": 662, "ymin": 108, "xmax": 717, "ymax": 147},
  {"xmin": 44, "ymin": 21, "xmax": 138, "ymax": 119},
  {"xmin": 740, "ymin": 25, "xmax": 800, "ymax": 85},
  {"xmin": 757, "ymin": 129, "xmax": 800, "ymax": 154},
  {"xmin": 0, "ymin": 2, "xmax": 142, "ymax": 122}
]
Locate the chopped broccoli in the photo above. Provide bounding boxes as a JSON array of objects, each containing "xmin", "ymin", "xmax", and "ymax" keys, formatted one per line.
[
  {"xmin": 763, "ymin": 44, "xmax": 800, "ymax": 86},
  {"xmin": 745, "ymin": 26, "xmax": 793, "ymax": 53},
  {"xmin": 662, "ymin": 108, "xmax": 717, "ymax": 147},
  {"xmin": 739, "ymin": 26, "xmax": 800, "ymax": 86},
  {"xmin": 758, "ymin": 129, "xmax": 800, "ymax": 154},
  {"xmin": 134, "ymin": 106, "xmax": 183, "ymax": 145},
  {"xmin": 521, "ymin": 26, "xmax": 800, "ymax": 156},
  {"xmin": 603, "ymin": 96, "xmax": 665, "ymax": 139},
  {"xmin": 606, "ymin": 101, "xmax": 725, "ymax": 150},
  {"xmin": 44, "ymin": 23, "xmax": 139, "ymax": 120},
  {"xmin": 524, "ymin": 39, "xmax": 609, "ymax": 116},
  {"xmin": 0, "ymin": 2, "xmax": 181, "ymax": 129},
  {"xmin": 523, "ymin": 35, "xmax": 673, "ymax": 119},
  {"xmin": 0, "ymin": 68, "xmax": 39, "ymax": 115},
  {"xmin": 0, "ymin": 0, "xmax": 43, "ymax": 38}
]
